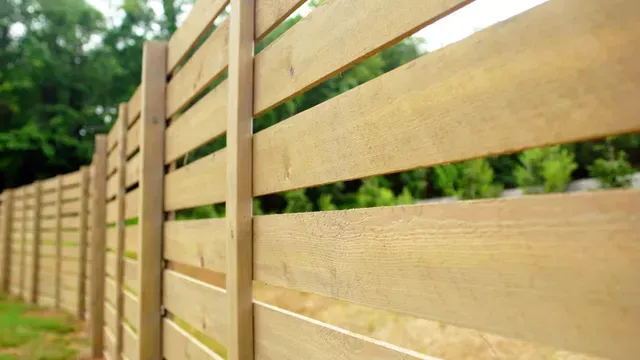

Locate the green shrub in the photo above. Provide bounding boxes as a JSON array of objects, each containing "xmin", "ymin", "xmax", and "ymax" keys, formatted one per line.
[
  {"xmin": 515, "ymin": 146, "xmax": 577, "ymax": 194},
  {"xmin": 434, "ymin": 159, "xmax": 502, "ymax": 200},
  {"xmin": 588, "ymin": 150, "xmax": 635, "ymax": 188}
]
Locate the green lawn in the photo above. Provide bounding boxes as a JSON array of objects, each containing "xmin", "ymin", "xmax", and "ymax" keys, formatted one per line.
[{"xmin": 0, "ymin": 294, "xmax": 88, "ymax": 359}]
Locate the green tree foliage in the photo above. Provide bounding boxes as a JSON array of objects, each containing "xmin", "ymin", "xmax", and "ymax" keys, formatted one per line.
[
  {"xmin": 515, "ymin": 146, "xmax": 578, "ymax": 194},
  {"xmin": 434, "ymin": 159, "xmax": 503, "ymax": 200},
  {"xmin": 588, "ymin": 138, "xmax": 636, "ymax": 188}
]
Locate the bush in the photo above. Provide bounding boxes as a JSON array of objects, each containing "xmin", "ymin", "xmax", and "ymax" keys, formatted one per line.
[
  {"xmin": 588, "ymin": 150, "xmax": 635, "ymax": 188},
  {"xmin": 434, "ymin": 159, "xmax": 502, "ymax": 200},
  {"xmin": 515, "ymin": 146, "xmax": 577, "ymax": 194}
]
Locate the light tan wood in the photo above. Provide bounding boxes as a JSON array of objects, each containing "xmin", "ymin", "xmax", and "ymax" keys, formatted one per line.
[
  {"xmin": 227, "ymin": 1, "xmax": 255, "ymax": 359},
  {"xmin": 253, "ymin": 0, "xmax": 468, "ymax": 115},
  {"xmin": 61, "ymin": 287, "xmax": 78, "ymax": 308},
  {"xmin": 41, "ymin": 177, "xmax": 58, "ymax": 193},
  {"xmin": 1, "ymin": 190, "xmax": 13, "ymax": 292},
  {"xmin": 137, "ymin": 40, "xmax": 167, "ymax": 360},
  {"xmin": 163, "ymin": 219, "xmax": 226, "ymax": 273},
  {"xmin": 61, "ymin": 259, "xmax": 81, "ymax": 275},
  {"xmin": 123, "ymin": 290, "xmax": 139, "ymax": 329},
  {"xmin": 41, "ymin": 191, "xmax": 58, "ymax": 205},
  {"xmin": 165, "ymin": 80, "xmax": 228, "ymax": 164},
  {"xmin": 106, "ymin": 252, "xmax": 116, "ymax": 277},
  {"xmin": 254, "ymin": 0, "xmax": 640, "ymax": 196},
  {"xmin": 29, "ymin": 181, "xmax": 42, "ymax": 303},
  {"xmin": 60, "ymin": 231, "xmax": 80, "ymax": 243},
  {"xmin": 124, "ymin": 188, "xmax": 139, "ymax": 220},
  {"xmin": 107, "ymin": 122, "xmax": 119, "ymax": 154},
  {"xmin": 255, "ymin": 0, "xmax": 305, "ymax": 40},
  {"xmin": 125, "ymin": 153, "xmax": 140, "ymax": 188},
  {"xmin": 166, "ymin": 0, "xmax": 228, "ymax": 73},
  {"xmin": 54, "ymin": 176, "xmax": 63, "ymax": 308},
  {"xmin": 61, "ymin": 200, "xmax": 81, "ymax": 215},
  {"xmin": 106, "ymin": 227, "xmax": 117, "ymax": 251},
  {"xmin": 61, "ymin": 171, "xmax": 82, "ymax": 188},
  {"xmin": 90, "ymin": 135, "xmax": 108, "ymax": 357},
  {"xmin": 40, "ymin": 218, "xmax": 57, "ymax": 230},
  {"xmin": 122, "ymin": 323, "xmax": 138, "ymax": 360},
  {"xmin": 166, "ymin": 19, "xmax": 229, "ymax": 118},
  {"xmin": 126, "ymin": 120, "xmax": 140, "ymax": 157},
  {"xmin": 61, "ymin": 216, "xmax": 80, "ymax": 230},
  {"xmin": 123, "ymin": 258, "xmax": 138, "ymax": 293},
  {"xmin": 77, "ymin": 167, "xmax": 90, "ymax": 318},
  {"xmin": 163, "ymin": 318, "xmax": 224, "ymax": 360},
  {"xmin": 62, "ymin": 186, "xmax": 81, "ymax": 202},
  {"xmin": 105, "ymin": 302, "xmax": 117, "ymax": 334},
  {"xmin": 124, "ymin": 225, "xmax": 138, "ymax": 254},
  {"xmin": 38, "ymin": 295, "xmax": 55, "ymax": 307},
  {"xmin": 114, "ymin": 104, "xmax": 128, "ymax": 359},
  {"xmin": 255, "ymin": 189, "xmax": 640, "ymax": 359},
  {"xmin": 41, "ymin": 204, "xmax": 57, "ymax": 217},
  {"xmin": 105, "ymin": 277, "xmax": 117, "ymax": 304},
  {"xmin": 60, "ymin": 273, "xmax": 79, "ymax": 290},
  {"xmin": 104, "ymin": 326, "xmax": 116, "ymax": 360},
  {"xmin": 106, "ymin": 199, "xmax": 117, "ymax": 224},
  {"xmin": 107, "ymin": 146, "xmax": 118, "ymax": 176},
  {"xmin": 254, "ymin": 301, "xmax": 431, "ymax": 360},
  {"xmin": 128, "ymin": 85, "xmax": 141, "ymax": 125},
  {"xmin": 106, "ymin": 174, "xmax": 118, "ymax": 201},
  {"xmin": 164, "ymin": 149, "xmax": 226, "ymax": 211},
  {"xmin": 163, "ymin": 270, "xmax": 227, "ymax": 345}
]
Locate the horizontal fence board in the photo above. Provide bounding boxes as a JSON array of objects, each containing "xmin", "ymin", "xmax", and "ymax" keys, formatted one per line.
[
  {"xmin": 166, "ymin": 0, "xmax": 228, "ymax": 73},
  {"xmin": 127, "ymin": 119, "xmax": 140, "ymax": 156},
  {"xmin": 125, "ymin": 188, "xmax": 139, "ymax": 220},
  {"xmin": 163, "ymin": 318, "xmax": 223, "ymax": 360},
  {"xmin": 123, "ymin": 323, "xmax": 139, "ymax": 360},
  {"xmin": 166, "ymin": 19, "xmax": 229, "ymax": 118},
  {"xmin": 41, "ymin": 204, "xmax": 57, "ymax": 217},
  {"xmin": 61, "ymin": 216, "xmax": 80, "ymax": 230},
  {"xmin": 106, "ymin": 174, "xmax": 118, "ymax": 201},
  {"xmin": 62, "ymin": 186, "xmax": 81, "ymax": 202},
  {"xmin": 41, "ymin": 177, "xmax": 58, "ymax": 192},
  {"xmin": 41, "ymin": 191, "xmax": 57, "ymax": 205},
  {"xmin": 105, "ymin": 302, "xmax": 117, "ymax": 337},
  {"xmin": 163, "ymin": 270, "xmax": 227, "ymax": 345},
  {"xmin": 107, "ymin": 147, "xmax": 118, "ymax": 176},
  {"xmin": 253, "ymin": 0, "xmax": 468, "ymax": 115},
  {"xmin": 123, "ymin": 290, "xmax": 139, "ymax": 329},
  {"xmin": 106, "ymin": 199, "xmax": 117, "ymax": 224},
  {"xmin": 124, "ymin": 258, "xmax": 138, "ymax": 293},
  {"xmin": 255, "ymin": 301, "xmax": 430, "ymax": 360},
  {"xmin": 104, "ymin": 326, "xmax": 116, "ymax": 360},
  {"xmin": 124, "ymin": 225, "xmax": 138, "ymax": 254},
  {"xmin": 164, "ymin": 149, "xmax": 226, "ymax": 211},
  {"xmin": 61, "ymin": 288, "xmax": 78, "ymax": 309},
  {"xmin": 106, "ymin": 227, "xmax": 117, "ymax": 251},
  {"xmin": 165, "ymin": 80, "xmax": 228, "ymax": 164},
  {"xmin": 255, "ymin": 0, "xmax": 306, "ymax": 40},
  {"xmin": 253, "ymin": 0, "xmax": 640, "ymax": 196},
  {"xmin": 38, "ymin": 295, "xmax": 55, "ymax": 307},
  {"xmin": 61, "ymin": 273, "xmax": 79, "ymax": 290},
  {"xmin": 106, "ymin": 252, "xmax": 116, "ymax": 277},
  {"xmin": 40, "ymin": 218, "xmax": 57, "ymax": 230},
  {"xmin": 126, "ymin": 153, "xmax": 140, "ymax": 188},
  {"xmin": 61, "ymin": 259, "xmax": 80, "ymax": 275},
  {"xmin": 164, "ymin": 219, "xmax": 226, "ymax": 273},
  {"xmin": 128, "ymin": 85, "xmax": 141, "ymax": 125},
  {"xmin": 61, "ymin": 171, "xmax": 81, "ymax": 188},
  {"xmin": 61, "ymin": 231, "xmax": 80, "ymax": 243},
  {"xmin": 254, "ymin": 189, "xmax": 640, "ymax": 360},
  {"xmin": 105, "ymin": 277, "xmax": 116, "ymax": 304},
  {"xmin": 61, "ymin": 201, "xmax": 81, "ymax": 215},
  {"xmin": 107, "ymin": 123, "xmax": 118, "ymax": 153}
]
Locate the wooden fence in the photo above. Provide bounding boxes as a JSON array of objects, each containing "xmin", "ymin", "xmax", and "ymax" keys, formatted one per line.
[{"xmin": 1, "ymin": 0, "xmax": 639, "ymax": 359}]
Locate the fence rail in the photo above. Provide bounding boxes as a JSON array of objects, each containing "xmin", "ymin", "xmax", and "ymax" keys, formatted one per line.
[{"xmin": 1, "ymin": 0, "xmax": 639, "ymax": 359}]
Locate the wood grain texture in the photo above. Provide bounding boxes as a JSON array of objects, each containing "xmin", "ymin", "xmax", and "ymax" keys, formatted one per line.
[
  {"xmin": 165, "ymin": 80, "xmax": 228, "ymax": 164},
  {"xmin": 123, "ymin": 258, "xmax": 138, "ymax": 293},
  {"xmin": 253, "ymin": 0, "xmax": 640, "ymax": 196},
  {"xmin": 41, "ymin": 204, "xmax": 57, "ymax": 218},
  {"xmin": 41, "ymin": 191, "xmax": 58, "ymax": 205},
  {"xmin": 105, "ymin": 277, "xmax": 117, "ymax": 304},
  {"xmin": 62, "ymin": 186, "xmax": 81, "ymax": 202},
  {"xmin": 107, "ymin": 123, "xmax": 119, "ymax": 154},
  {"xmin": 253, "ymin": 0, "xmax": 469, "ymax": 115},
  {"xmin": 124, "ymin": 188, "xmax": 139, "ymax": 220},
  {"xmin": 122, "ymin": 323, "xmax": 138, "ymax": 360},
  {"xmin": 128, "ymin": 86, "xmax": 142, "ymax": 125},
  {"xmin": 125, "ymin": 153, "xmax": 140, "ymax": 188},
  {"xmin": 123, "ymin": 290, "xmax": 139, "ymax": 329},
  {"xmin": 163, "ymin": 219, "xmax": 226, "ymax": 273},
  {"xmin": 227, "ymin": 1, "xmax": 255, "ymax": 359},
  {"xmin": 105, "ymin": 302, "xmax": 117, "ymax": 336},
  {"xmin": 90, "ymin": 136, "xmax": 108, "ymax": 357},
  {"xmin": 166, "ymin": 19, "xmax": 229, "ymax": 118},
  {"xmin": 255, "ymin": 0, "xmax": 306, "ymax": 40},
  {"xmin": 124, "ymin": 225, "xmax": 138, "ymax": 255},
  {"xmin": 255, "ymin": 189, "xmax": 640, "ymax": 359},
  {"xmin": 163, "ymin": 318, "xmax": 224, "ymax": 360},
  {"xmin": 61, "ymin": 216, "xmax": 80, "ymax": 230},
  {"xmin": 126, "ymin": 120, "xmax": 140, "ymax": 157},
  {"xmin": 106, "ymin": 174, "xmax": 118, "ymax": 201},
  {"xmin": 137, "ymin": 40, "xmax": 167, "ymax": 360},
  {"xmin": 166, "ymin": 0, "xmax": 228, "ymax": 73},
  {"xmin": 255, "ymin": 301, "xmax": 433, "ymax": 360},
  {"xmin": 61, "ymin": 171, "xmax": 82, "ymax": 188},
  {"xmin": 164, "ymin": 149, "xmax": 226, "ymax": 211},
  {"xmin": 104, "ymin": 326, "xmax": 116, "ymax": 360},
  {"xmin": 107, "ymin": 147, "xmax": 118, "ymax": 177},
  {"xmin": 163, "ymin": 270, "xmax": 227, "ymax": 345},
  {"xmin": 41, "ymin": 178, "xmax": 58, "ymax": 193},
  {"xmin": 106, "ymin": 199, "xmax": 117, "ymax": 224},
  {"xmin": 61, "ymin": 201, "xmax": 81, "ymax": 215},
  {"xmin": 106, "ymin": 252, "xmax": 116, "ymax": 277}
]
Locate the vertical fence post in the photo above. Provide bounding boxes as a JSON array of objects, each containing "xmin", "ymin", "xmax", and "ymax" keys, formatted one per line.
[
  {"xmin": 54, "ymin": 176, "xmax": 63, "ymax": 308},
  {"xmin": 77, "ymin": 166, "xmax": 89, "ymax": 319},
  {"xmin": 30, "ymin": 181, "xmax": 42, "ymax": 303},
  {"xmin": 19, "ymin": 187, "xmax": 27, "ymax": 299},
  {"xmin": 137, "ymin": 40, "xmax": 166, "ymax": 360},
  {"xmin": 91, "ymin": 135, "xmax": 108, "ymax": 357},
  {"xmin": 227, "ymin": 1, "xmax": 256, "ymax": 359},
  {"xmin": 115, "ymin": 104, "xmax": 128, "ymax": 357},
  {"xmin": 1, "ymin": 190, "xmax": 13, "ymax": 293}
]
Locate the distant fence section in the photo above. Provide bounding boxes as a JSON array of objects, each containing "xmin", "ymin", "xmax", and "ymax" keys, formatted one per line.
[{"xmin": 1, "ymin": 0, "xmax": 640, "ymax": 360}]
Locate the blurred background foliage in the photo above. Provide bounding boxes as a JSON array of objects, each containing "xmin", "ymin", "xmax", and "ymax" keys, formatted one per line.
[{"xmin": 1, "ymin": 0, "xmax": 638, "ymax": 216}]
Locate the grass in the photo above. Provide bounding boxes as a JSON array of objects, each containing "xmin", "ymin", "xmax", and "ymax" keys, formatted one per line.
[{"xmin": 0, "ymin": 293, "xmax": 88, "ymax": 359}]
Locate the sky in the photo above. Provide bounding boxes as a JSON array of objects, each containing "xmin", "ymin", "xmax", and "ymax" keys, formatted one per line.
[{"xmin": 87, "ymin": 0, "xmax": 549, "ymax": 52}]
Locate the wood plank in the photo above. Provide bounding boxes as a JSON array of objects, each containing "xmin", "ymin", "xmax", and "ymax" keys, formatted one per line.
[
  {"xmin": 164, "ymin": 219, "xmax": 226, "ymax": 273},
  {"xmin": 106, "ymin": 199, "xmax": 117, "ymax": 224},
  {"xmin": 122, "ymin": 323, "xmax": 139, "ymax": 360},
  {"xmin": 123, "ymin": 258, "xmax": 138, "ymax": 293},
  {"xmin": 115, "ymin": 103, "xmax": 128, "ymax": 360},
  {"xmin": 104, "ymin": 326, "xmax": 117, "ymax": 360},
  {"xmin": 165, "ymin": 81, "xmax": 228, "ymax": 164},
  {"xmin": 106, "ymin": 252, "xmax": 117, "ymax": 277},
  {"xmin": 124, "ymin": 225, "xmax": 138, "ymax": 254},
  {"xmin": 226, "ymin": 2, "xmax": 254, "ymax": 359},
  {"xmin": 77, "ymin": 166, "xmax": 90, "ymax": 318},
  {"xmin": 106, "ymin": 173, "xmax": 118, "ymax": 201},
  {"xmin": 255, "ymin": 189, "xmax": 640, "ymax": 360},
  {"xmin": 41, "ymin": 218, "xmax": 56, "ymax": 230},
  {"xmin": 1, "ymin": 190, "xmax": 15, "ymax": 292},
  {"xmin": 107, "ymin": 122, "xmax": 119, "ymax": 154},
  {"xmin": 163, "ymin": 318, "xmax": 224, "ymax": 360},
  {"xmin": 105, "ymin": 302, "xmax": 117, "ymax": 335},
  {"xmin": 61, "ymin": 171, "xmax": 81, "ymax": 188},
  {"xmin": 254, "ymin": 0, "xmax": 640, "ymax": 196},
  {"xmin": 29, "ymin": 181, "xmax": 42, "ymax": 303},
  {"xmin": 255, "ymin": 0, "xmax": 305, "ymax": 40},
  {"xmin": 61, "ymin": 200, "xmax": 81, "ymax": 215},
  {"xmin": 61, "ymin": 273, "xmax": 79, "ymax": 290},
  {"xmin": 61, "ymin": 216, "xmax": 80, "ymax": 230},
  {"xmin": 166, "ymin": 19, "xmax": 229, "ymax": 118},
  {"xmin": 128, "ymin": 86, "xmax": 142, "ymax": 125},
  {"xmin": 60, "ymin": 231, "xmax": 80, "ymax": 243},
  {"xmin": 62, "ymin": 186, "xmax": 81, "ymax": 201},
  {"xmin": 106, "ymin": 227, "xmax": 117, "ymax": 251},
  {"xmin": 255, "ymin": 301, "xmax": 430, "ymax": 360},
  {"xmin": 105, "ymin": 277, "xmax": 117, "ymax": 304},
  {"xmin": 41, "ymin": 177, "xmax": 58, "ymax": 193},
  {"xmin": 60, "ymin": 288, "xmax": 78, "ymax": 309},
  {"xmin": 124, "ymin": 188, "xmax": 139, "ymax": 220},
  {"xmin": 38, "ymin": 295, "xmax": 55, "ymax": 307},
  {"xmin": 137, "ymin": 40, "xmax": 167, "ymax": 360},
  {"xmin": 253, "ymin": 0, "xmax": 469, "ymax": 115},
  {"xmin": 54, "ymin": 175, "xmax": 63, "ymax": 308},
  {"xmin": 163, "ymin": 270, "xmax": 227, "ymax": 345},
  {"xmin": 41, "ymin": 204, "xmax": 57, "ymax": 217},
  {"xmin": 107, "ymin": 146, "xmax": 119, "ymax": 176},
  {"xmin": 164, "ymin": 149, "xmax": 226, "ymax": 211},
  {"xmin": 61, "ymin": 259, "xmax": 81, "ymax": 275},
  {"xmin": 123, "ymin": 290, "xmax": 139, "ymax": 329},
  {"xmin": 126, "ymin": 153, "xmax": 140, "ymax": 188},
  {"xmin": 166, "ymin": 0, "xmax": 228, "ymax": 74},
  {"xmin": 126, "ymin": 120, "xmax": 141, "ymax": 156},
  {"xmin": 41, "ymin": 191, "xmax": 57, "ymax": 205}
]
